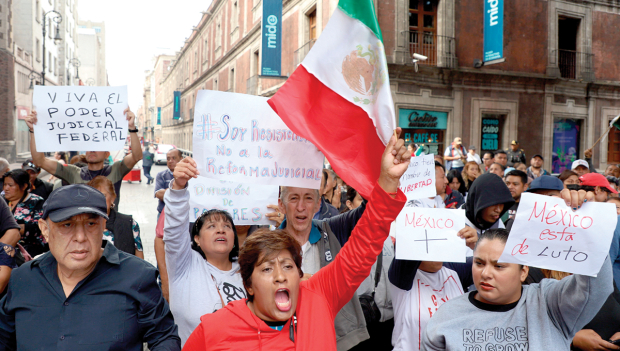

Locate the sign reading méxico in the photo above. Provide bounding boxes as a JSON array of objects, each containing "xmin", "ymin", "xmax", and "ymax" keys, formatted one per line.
[{"xmin": 483, "ymin": 0, "xmax": 504, "ymax": 63}]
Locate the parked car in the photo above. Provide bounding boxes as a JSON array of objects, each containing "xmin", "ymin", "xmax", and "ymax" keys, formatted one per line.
[{"xmin": 154, "ymin": 144, "xmax": 176, "ymax": 165}]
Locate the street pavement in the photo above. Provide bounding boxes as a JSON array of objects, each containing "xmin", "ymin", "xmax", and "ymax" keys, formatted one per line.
[{"xmin": 117, "ymin": 163, "xmax": 168, "ymax": 267}]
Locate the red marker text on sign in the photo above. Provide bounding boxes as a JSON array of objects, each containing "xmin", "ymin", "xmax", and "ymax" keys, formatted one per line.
[
  {"xmin": 511, "ymin": 238, "xmax": 529, "ymax": 256},
  {"xmin": 400, "ymin": 179, "xmax": 433, "ymax": 193},
  {"xmin": 404, "ymin": 212, "xmax": 454, "ymax": 229}
]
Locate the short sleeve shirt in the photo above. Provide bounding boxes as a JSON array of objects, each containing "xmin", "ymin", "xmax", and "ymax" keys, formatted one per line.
[
  {"xmin": 0, "ymin": 198, "xmax": 19, "ymax": 238},
  {"xmin": 54, "ymin": 161, "xmax": 131, "ymax": 202}
]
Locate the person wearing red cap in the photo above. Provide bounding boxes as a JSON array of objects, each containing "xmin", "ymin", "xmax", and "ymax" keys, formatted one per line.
[{"xmin": 579, "ymin": 173, "xmax": 619, "ymax": 202}]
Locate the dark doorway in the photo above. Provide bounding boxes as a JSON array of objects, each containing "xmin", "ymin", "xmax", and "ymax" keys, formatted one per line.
[{"xmin": 558, "ymin": 17, "xmax": 580, "ymax": 79}]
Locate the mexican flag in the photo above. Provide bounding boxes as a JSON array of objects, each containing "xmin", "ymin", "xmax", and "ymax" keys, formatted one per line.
[
  {"xmin": 267, "ymin": 0, "xmax": 395, "ymax": 199},
  {"xmin": 611, "ymin": 114, "xmax": 620, "ymax": 130}
]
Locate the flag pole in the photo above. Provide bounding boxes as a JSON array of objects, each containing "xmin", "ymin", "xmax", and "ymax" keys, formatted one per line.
[{"xmin": 590, "ymin": 125, "xmax": 613, "ymax": 150}]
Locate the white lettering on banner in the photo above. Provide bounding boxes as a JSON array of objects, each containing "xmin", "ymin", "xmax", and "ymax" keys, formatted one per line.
[
  {"xmin": 192, "ymin": 91, "xmax": 324, "ymax": 188},
  {"xmin": 188, "ymin": 176, "xmax": 279, "ymax": 225},
  {"xmin": 392, "ymin": 207, "xmax": 466, "ymax": 262},
  {"xmin": 398, "ymin": 154, "xmax": 437, "ymax": 200},
  {"xmin": 488, "ymin": 0, "xmax": 499, "ymax": 26},
  {"xmin": 32, "ymin": 86, "xmax": 129, "ymax": 152},
  {"xmin": 265, "ymin": 15, "xmax": 278, "ymax": 49},
  {"xmin": 498, "ymin": 193, "xmax": 616, "ymax": 276}
]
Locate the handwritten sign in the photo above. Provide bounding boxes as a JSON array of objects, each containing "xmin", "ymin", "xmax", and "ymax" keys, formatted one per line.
[
  {"xmin": 399, "ymin": 154, "xmax": 436, "ymax": 200},
  {"xmin": 192, "ymin": 91, "xmax": 324, "ymax": 188},
  {"xmin": 188, "ymin": 176, "xmax": 279, "ymax": 225},
  {"xmin": 32, "ymin": 86, "xmax": 129, "ymax": 152},
  {"xmin": 392, "ymin": 207, "xmax": 466, "ymax": 262},
  {"xmin": 498, "ymin": 193, "xmax": 616, "ymax": 276}
]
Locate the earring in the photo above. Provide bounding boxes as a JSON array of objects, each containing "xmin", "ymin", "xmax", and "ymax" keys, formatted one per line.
[{"xmin": 111, "ymin": 203, "xmax": 115, "ymax": 209}]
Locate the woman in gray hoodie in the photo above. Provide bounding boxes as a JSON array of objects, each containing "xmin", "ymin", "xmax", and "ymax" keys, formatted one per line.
[{"xmin": 421, "ymin": 228, "xmax": 613, "ymax": 351}]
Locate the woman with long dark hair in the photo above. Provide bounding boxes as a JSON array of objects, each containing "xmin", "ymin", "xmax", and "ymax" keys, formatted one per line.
[
  {"xmin": 447, "ymin": 169, "xmax": 468, "ymax": 196},
  {"xmin": 163, "ymin": 157, "xmax": 245, "ymax": 346},
  {"xmin": 1, "ymin": 170, "xmax": 47, "ymax": 257}
]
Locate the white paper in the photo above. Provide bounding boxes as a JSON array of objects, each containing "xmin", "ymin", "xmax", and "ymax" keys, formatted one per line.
[
  {"xmin": 393, "ymin": 207, "xmax": 466, "ymax": 262},
  {"xmin": 399, "ymin": 154, "xmax": 437, "ymax": 200},
  {"xmin": 192, "ymin": 91, "xmax": 324, "ymax": 188},
  {"xmin": 498, "ymin": 193, "xmax": 617, "ymax": 277},
  {"xmin": 32, "ymin": 86, "xmax": 129, "ymax": 152},
  {"xmin": 188, "ymin": 176, "xmax": 279, "ymax": 225}
]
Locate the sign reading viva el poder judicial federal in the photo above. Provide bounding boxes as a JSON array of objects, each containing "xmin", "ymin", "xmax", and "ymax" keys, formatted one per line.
[
  {"xmin": 192, "ymin": 90, "xmax": 324, "ymax": 189},
  {"xmin": 33, "ymin": 86, "xmax": 129, "ymax": 152}
]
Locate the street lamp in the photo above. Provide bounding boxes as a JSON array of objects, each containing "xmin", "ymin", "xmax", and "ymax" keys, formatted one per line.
[
  {"xmin": 41, "ymin": 10, "xmax": 62, "ymax": 86},
  {"xmin": 28, "ymin": 71, "xmax": 42, "ymax": 90},
  {"xmin": 68, "ymin": 58, "xmax": 81, "ymax": 84},
  {"xmin": 85, "ymin": 78, "xmax": 96, "ymax": 86}
]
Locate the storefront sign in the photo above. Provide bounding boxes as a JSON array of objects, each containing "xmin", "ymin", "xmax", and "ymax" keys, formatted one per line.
[
  {"xmin": 552, "ymin": 119, "xmax": 580, "ymax": 173},
  {"xmin": 481, "ymin": 118, "xmax": 500, "ymax": 151},
  {"xmin": 261, "ymin": 0, "xmax": 282, "ymax": 76},
  {"xmin": 173, "ymin": 91, "xmax": 181, "ymax": 120},
  {"xmin": 398, "ymin": 109, "xmax": 447, "ymax": 129},
  {"xmin": 483, "ymin": 0, "xmax": 504, "ymax": 63}
]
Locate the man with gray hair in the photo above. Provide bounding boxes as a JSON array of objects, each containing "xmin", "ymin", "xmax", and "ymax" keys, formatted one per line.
[{"xmin": 0, "ymin": 158, "xmax": 9, "ymax": 189}]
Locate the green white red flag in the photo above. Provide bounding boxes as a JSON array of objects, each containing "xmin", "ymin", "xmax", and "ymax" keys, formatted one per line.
[{"xmin": 268, "ymin": 0, "xmax": 395, "ymax": 199}]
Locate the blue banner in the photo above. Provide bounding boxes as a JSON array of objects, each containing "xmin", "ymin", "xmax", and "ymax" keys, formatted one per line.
[
  {"xmin": 483, "ymin": 0, "xmax": 504, "ymax": 62},
  {"xmin": 173, "ymin": 91, "xmax": 181, "ymax": 120},
  {"xmin": 261, "ymin": 0, "xmax": 282, "ymax": 76},
  {"xmin": 157, "ymin": 107, "xmax": 162, "ymax": 125}
]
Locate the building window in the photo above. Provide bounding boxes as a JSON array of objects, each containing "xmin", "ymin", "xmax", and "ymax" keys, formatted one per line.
[
  {"xmin": 253, "ymin": 50, "xmax": 260, "ymax": 75},
  {"xmin": 229, "ymin": 68, "xmax": 235, "ymax": 91},
  {"xmin": 308, "ymin": 10, "xmax": 317, "ymax": 41},
  {"xmin": 48, "ymin": 52, "xmax": 52, "ymax": 72},
  {"xmin": 558, "ymin": 16, "xmax": 580, "ymax": 79},
  {"xmin": 408, "ymin": 0, "xmax": 438, "ymax": 64},
  {"xmin": 609, "ymin": 128, "xmax": 620, "ymax": 164},
  {"xmin": 232, "ymin": 1, "xmax": 238, "ymax": 29},
  {"xmin": 203, "ymin": 39, "xmax": 208, "ymax": 62},
  {"xmin": 214, "ymin": 79, "xmax": 218, "ymax": 91},
  {"xmin": 36, "ymin": 39, "xmax": 41, "ymax": 62},
  {"xmin": 36, "ymin": 1, "xmax": 40, "ymax": 22}
]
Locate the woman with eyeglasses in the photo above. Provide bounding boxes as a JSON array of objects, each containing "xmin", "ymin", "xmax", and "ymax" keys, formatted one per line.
[{"xmin": 163, "ymin": 157, "xmax": 246, "ymax": 346}]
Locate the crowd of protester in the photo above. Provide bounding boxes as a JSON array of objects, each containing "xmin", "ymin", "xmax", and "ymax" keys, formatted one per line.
[{"xmin": 0, "ymin": 113, "xmax": 616, "ymax": 351}]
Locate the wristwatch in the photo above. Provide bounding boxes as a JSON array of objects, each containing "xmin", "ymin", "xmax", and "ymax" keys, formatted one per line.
[{"xmin": 128, "ymin": 128, "xmax": 139, "ymax": 133}]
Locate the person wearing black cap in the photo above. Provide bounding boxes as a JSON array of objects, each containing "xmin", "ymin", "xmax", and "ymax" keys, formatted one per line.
[
  {"xmin": 526, "ymin": 154, "xmax": 549, "ymax": 180},
  {"xmin": 21, "ymin": 160, "xmax": 53, "ymax": 201},
  {"xmin": 505, "ymin": 140, "xmax": 526, "ymax": 167},
  {"xmin": 0, "ymin": 184, "xmax": 181, "ymax": 350}
]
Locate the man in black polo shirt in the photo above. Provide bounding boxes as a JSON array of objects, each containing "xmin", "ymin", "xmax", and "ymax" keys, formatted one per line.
[{"xmin": 0, "ymin": 184, "xmax": 180, "ymax": 350}]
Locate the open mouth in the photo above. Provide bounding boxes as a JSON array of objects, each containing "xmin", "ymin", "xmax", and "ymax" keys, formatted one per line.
[
  {"xmin": 275, "ymin": 288, "xmax": 291, "ymax": 312},
  {"xmin": 214, "ymin": 236, "xmax": 227, "ymax": 243},
  {"xmin": 480, "ymin": 282, "xmax": 494, "ymax": 291}
]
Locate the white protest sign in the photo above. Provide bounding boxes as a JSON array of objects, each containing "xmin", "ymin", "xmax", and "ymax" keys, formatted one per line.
[
  {"xmin": 188, "ymin": 176, "xmax": 279, "ymax": 225},
  {"xmin": 192, "ymin": 91, "xmax": 324, "ymax": 188},
  {"xmin": 498, "ymin": 193, "xmax": 617, "ymax": 277},
  {"xmin": 392, "ymin": 207, "xmax": 466, "ymax": 262},
  {"xmin": 399, "ymin": 154, "xmax": 436, "ymax": 199},
  {"xmin": 33, "ymin": 86, "xmax": 129, "ymax": 152}
]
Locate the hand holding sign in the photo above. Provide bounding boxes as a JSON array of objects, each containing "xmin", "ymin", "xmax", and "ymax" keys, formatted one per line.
[
  {"xmin": 498, "ymin": 193, "xmax": 616, "ymax": 276},
  {"xmin": 379, "ymin": 127, "xmax": 411, "ymax": 195},
  {"xmin": 172, "ymin": 157, "xmax": 200, "ymax": 190}
]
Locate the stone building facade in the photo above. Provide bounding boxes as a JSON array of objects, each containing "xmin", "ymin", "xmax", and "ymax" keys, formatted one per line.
[{"xmin": 149, "ymin": 0, "xmax": 620, "ymax": 173}]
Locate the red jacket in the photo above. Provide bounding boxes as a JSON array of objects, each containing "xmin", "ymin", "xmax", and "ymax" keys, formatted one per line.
[{"xmin": 182, "ymin": 183, "xmax": 406, "ymax": 351}]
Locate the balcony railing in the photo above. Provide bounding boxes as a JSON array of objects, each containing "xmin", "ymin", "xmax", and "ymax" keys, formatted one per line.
[
  {"xmin": 405, "ymin": 30, "xmax": 457, "ymax": 69},
  {"xmin": 247, "ymin": 75, "xmax": 259, "ymax": 95},
  {"xmin": 556, "ymin": 49, "xmax": 594, "ymax": 81},
  {"xmin": 294, "ymin": 40, "xmax": 316, "ymax": 67}
]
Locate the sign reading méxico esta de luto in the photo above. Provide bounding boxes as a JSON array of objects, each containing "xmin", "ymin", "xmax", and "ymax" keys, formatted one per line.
[
  {"xmin": 261, "ymin": 0, "xmax": 282, "ymax": 76},
  {"xmin": 483, "ymin": 0, "xmax": 504, "ymax": 63}
]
